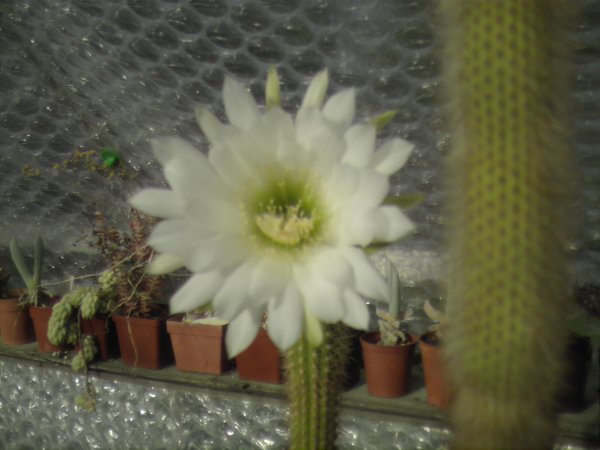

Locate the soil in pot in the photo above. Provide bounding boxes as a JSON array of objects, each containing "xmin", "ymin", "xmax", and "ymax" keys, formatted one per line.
[
  {"xmin": 167, "ymin": 315, "xmax": 233, "ymax": 374},
  {"xmin": 419, "ymin": 332, "xmax": 452, "ymax": 409},
  {"xmin": 236, "ymin": 329, "xmax": 282, "ymax": 384},
  {"xmin": 361, "ymin": 331, "xmax": 416, "ymax": 398},
  {"xmin": 81, "ymin": 315, "xmax": 119, "ymax": 361},
  {"xmin": 0, "ymin": 297, "xmax": 35, "ymax": 345},
  {"xmin": 112, "ymin": 314, "xmax": 174, "ymax": 369}
]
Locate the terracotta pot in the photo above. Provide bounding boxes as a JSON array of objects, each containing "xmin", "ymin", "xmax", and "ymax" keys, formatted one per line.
[
  {"xmin": 29, "ymin": 304, "xmax": 70, "ymax": 353},
  {"xmin": 361, "ymin": 332, "xmax": 416, "ymax": 398},
  {"xmin": 419, "ymin": 333, "xmax": 452, "ymax": 409},
  {"xmin": 81, "ymin": 315, "xmax": 119, "ymax": 361},
  {"xmin": 0, "ymin": 298, "xmax": 35, "ymax": 345},
  {"xmin": 236, "ymin": 329, "xmax": 282, "ymax": 384},
  {"xmin": 167, "ymin": 315, "xmax": 233, "ymax": 374},
  {"xmin": 112, "ymin": 314, "xmax": 173, "ymax": 369}
]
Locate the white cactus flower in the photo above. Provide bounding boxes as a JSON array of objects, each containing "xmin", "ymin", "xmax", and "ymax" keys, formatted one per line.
[{"xmin": 130, "ymin": 69, "xmax": 414, "ymax": 357}]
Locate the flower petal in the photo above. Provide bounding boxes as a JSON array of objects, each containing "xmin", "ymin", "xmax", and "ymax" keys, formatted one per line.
[
  {"xmin": 187, "ymin": 234, "xmax": 251, "ymax": 272},
  {"xmin": 372, "ymin": 206, "xmax": 415, "ymax": 242},
  {"xmin": 339, "ymin": 247, "xmax": 388, "ymax": 302},
  {"xmin": 248, "ymin": 256, "xmax": 288, "ymax": 303},
  {"xmin": 322, "ymin": 88, "xmax": 355, "ymax": 128},
  {"xmin": 151, "ymin": 138, "xmax": 230, "ymax": 200},
  {"xmin": 225, "ymin": 307, "xmax": 263, "ymax": 357},
  {"xmin": 295, "ymin": 265, "xmax": 345, "ymax": 323},
  {"xmin": 301, "ymin": 69, "xmax": 329, "ymax": 109},
  {"xmin": 304, "ymin": 307, "xmax": 324, "ymax": 347},
  {"xmin": 295, "ymin": 108, "xmax": 345, "ymax": 177},
  {"xmin": 148, "ymin": 219, "xmax": 212, "ymax": 255},
  {"xmin": 348, "ymin": 170, "xmax": 390, "ymax": 213},
  {"xmin": 223, "ymin": 77, "xmax": 259, "ymax": 130},
  {"xmin": 129, "ymin": 189, "xmax": 183, "ymax": 219},
  {"xmin": 341, "ymin": 289, "xmax": 369, "ymax": 330},
  {"xmin": 195, "ymin": 107, "xmax": 224, "ymax": 145},
  {"xmin": 335, "ymin": 212, "xmax": 375, "ymax": 247},
  {"xmin": 342, "ymin": 124, "xmax": 376, "ymax": 169},
  {"xmin": 170, "ymin": 271, "xmax": 224, "ymax": 313},
  {"xmin": 308, "ymin": 247, "xmax": 353, "ymax": 288},
  {"xmin": 267, "ymin": 284, "xmax": 303, "ymax": 351},
  {"xmin": 312, "ymin": 131, "xmax": 345, "ymax": 177},
  {"xmin": 265, "ymin": 66, "xmax": 281, "ymax": 109},
  {"xmin": 369, "ymin": 137, "xmax": 414, "ymax": 176},
  {"xmin": 212, "ymin": 260, "xmax": 256, "ymax": 321},
  {"xmin": 147, "ymin": 254, "xmax": 184, "ymax": 275},
  {"xmin": 295, "ymin": 107, "xmax": 331, "ymax": 149},
  {"xmin": 151, "ymin": 137, "xmax": 203, "ymax": 167},
  {"xmin": 208, "ymin": 139, "xmax": 255, "ymax": 191},
  {"xmin": 324, "ymin": 164, "xmax": 359, "ymax": 206}
]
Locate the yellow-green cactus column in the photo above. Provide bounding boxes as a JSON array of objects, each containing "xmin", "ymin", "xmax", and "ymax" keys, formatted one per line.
[{"xmin": 442, "ymin": 1, "xmax": 571, "ymax": 449}]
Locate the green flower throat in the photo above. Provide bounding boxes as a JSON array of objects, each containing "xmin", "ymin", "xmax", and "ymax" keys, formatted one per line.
[{"xmin": 248, "ymin": 177, "xmax": 325, "ymax": 251}]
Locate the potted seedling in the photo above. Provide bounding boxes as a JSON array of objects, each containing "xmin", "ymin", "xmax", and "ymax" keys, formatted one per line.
[
  {"xmin": 47, "ymin": 270, "xmax": 118, "ymax": 363},
  {"xmin": 94, "ymin": 209, "xmax": 173, "ymax": 369},
  {"xmin": 419, "ymin": 298, "xmax": 452, "ymax": 409},
  {"xmin": 9, "ymin": 237, "xmax": 66, "ymax": 353},
  {"xmin": 0, "ymin": 265, "xmax": 35, "ymax": 345},
  {"xmin": 360, "ymin": 258, "xmax": 416, "ymax": 398},
  {"xmin": 46, "ymin": 270, "xmax": 117, "ymax": 411},
  {"xmin": 166, "ymin": 304, "xmax": 232, "ymax": 374}
]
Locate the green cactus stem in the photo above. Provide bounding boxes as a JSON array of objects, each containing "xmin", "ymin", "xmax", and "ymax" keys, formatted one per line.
[
  {"xmin": 284, "ymin": 324, "xmax": 352, "ymax": 450},
  {"xmin": 442, "ymin": 1, "xmax": 570, "ymax": 449}
]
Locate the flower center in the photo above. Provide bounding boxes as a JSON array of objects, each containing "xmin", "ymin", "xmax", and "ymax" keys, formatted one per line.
[
  {"xmin": 255, "ymin": 203, "xmax": 314, "ymax": 247},
  {"xmin": 247, "ymin": 176, "xmax": 324, "ymax": 251}
]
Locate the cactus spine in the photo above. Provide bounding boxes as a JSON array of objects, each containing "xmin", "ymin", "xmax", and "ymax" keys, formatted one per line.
[
  {"xmin": 442, "ymin": 1, "xmax": 570, "ymax": 449},
  {"xmin": 284, "ymin": 324, "xmax": 351, "ymax": 450}
]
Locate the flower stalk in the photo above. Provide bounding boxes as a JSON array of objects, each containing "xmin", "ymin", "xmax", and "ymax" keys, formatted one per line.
[{"xmin": 284, "ymin": 324, "xmax": 352, "ymax": 450}]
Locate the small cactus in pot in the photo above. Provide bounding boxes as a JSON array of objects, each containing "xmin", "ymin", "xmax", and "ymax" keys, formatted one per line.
[
  {"xmin": 423, "ymin": 297, "xmax": 446, "ymax": 344},
  {"xmin": 361, "ymin": 258, "xmax": 416, "ymax": 398},
  {"xmin": 46, "ymin": 270, "xmax": 117, "ymax": 411},
  {"xmin": 8, "ymin": 237, "xmax": 50, "ymax": 306},
  {"xmin": 375, "ymin": 258, "xmax": 412, "ymax": 346}
]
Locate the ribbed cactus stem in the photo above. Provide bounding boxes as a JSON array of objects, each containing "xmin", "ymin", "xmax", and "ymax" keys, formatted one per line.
[
  {"xmin": 284, "ymin": 324, "xmax": 351, "ymax": 450},
  {"xmin": 443, "ymin": 1, "xmax": 570, "ymax": 449}
]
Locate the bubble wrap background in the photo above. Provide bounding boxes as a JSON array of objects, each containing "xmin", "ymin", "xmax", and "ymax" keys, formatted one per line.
[
  {"xmin": 0, "ymin": 0, "xmax": 597, "ymax": 287},
  {"xmin": 0, "ymin": 1, "xmax": 599, "ymax": 448},
  {"xmin": 0, "ymin": 357, "xmax": 593, "ymax": 450}
]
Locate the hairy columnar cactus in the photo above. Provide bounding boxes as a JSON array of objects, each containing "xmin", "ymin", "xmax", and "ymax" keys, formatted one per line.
[
  {"xmin": 442, "ymin": 1, "xmax": 571, "ymax": 449},
  {"xmin": 284, "ymin": 324, "xmax": 352, "ymax": 450}
]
